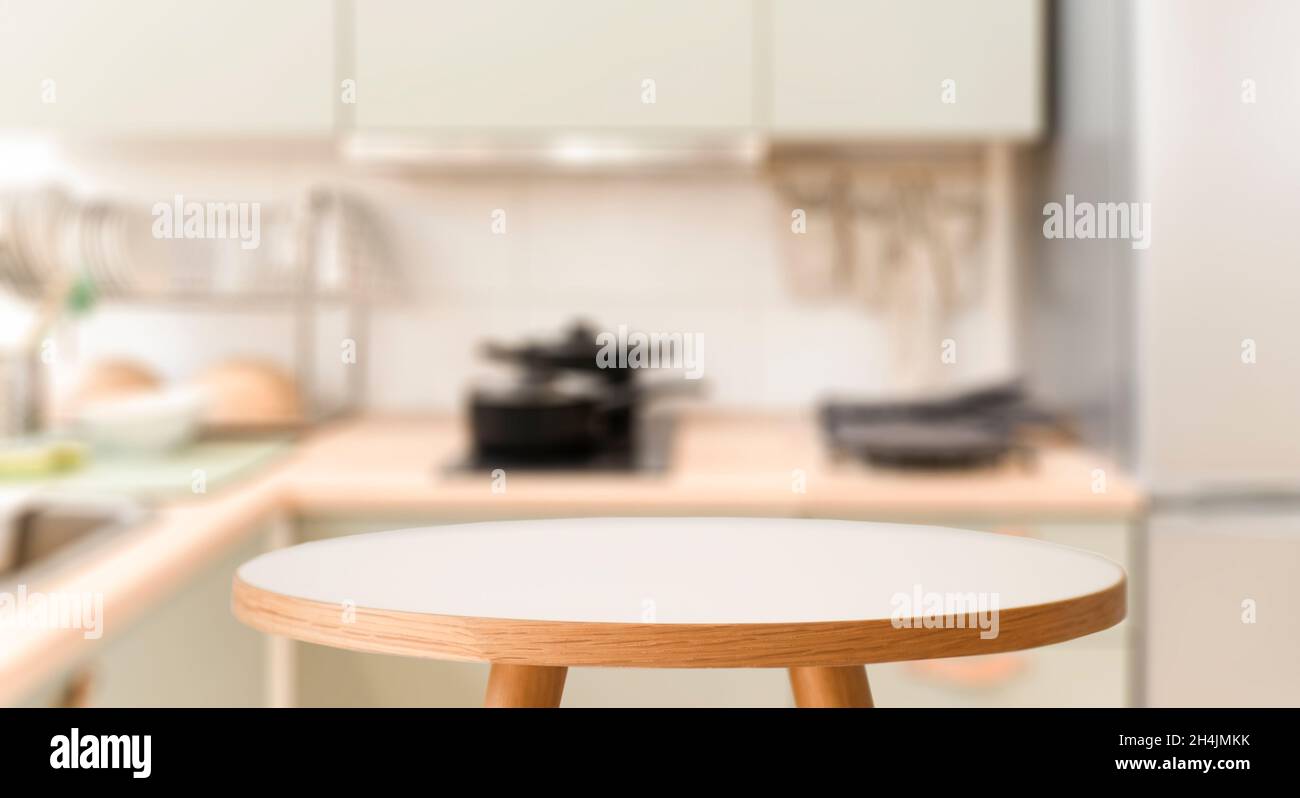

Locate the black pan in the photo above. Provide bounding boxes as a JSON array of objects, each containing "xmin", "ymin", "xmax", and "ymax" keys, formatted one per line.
[{"xmin": 833, "ymin": 419, "xmax": 1012, "ymax": 469}]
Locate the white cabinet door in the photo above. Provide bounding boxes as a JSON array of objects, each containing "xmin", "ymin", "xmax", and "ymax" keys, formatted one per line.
[
  {"xmin": 354, "ymin": 0, "xmax": 754, "ymax": 130},
  {"xmin": 0, "ymin": 0, "xmax": 334, "ymax": 135},
  {"xmin": 87, "ymin": 530, "xmax": 270, "ymax": 707},
  {"xmin": 15, "ymin": 527, "xmax": 272, "ymax": 708},
  {"xmin": 1149, "ymin": 508, "xmax": 1300, "ymax": 707},
  {"xmin": 768, "ymin": 0, "xmax": 1044, "ymax": 139}
]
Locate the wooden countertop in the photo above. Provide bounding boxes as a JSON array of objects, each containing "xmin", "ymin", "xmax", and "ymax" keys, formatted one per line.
[
  {"xmin": 283, "ymin": 413, "xmax": 1143, "ymax": 518},
  {"xmin": 0, "ymin": 412, "xmax": 1144, "ymax": 704}
]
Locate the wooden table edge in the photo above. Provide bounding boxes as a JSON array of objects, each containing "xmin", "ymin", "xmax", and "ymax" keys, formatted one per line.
[{"xmin": 231, "ymin": 574, "xmax": 1126, "ymax": 669}]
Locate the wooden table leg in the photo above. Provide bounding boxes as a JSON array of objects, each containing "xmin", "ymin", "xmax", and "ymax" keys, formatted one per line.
[
  {"xmin": 484, "ymin": 664, "xmax": 568, "ymax": 708},
  {"xmin": 788, "ymin": 665, "xmax": 874, "ymax": 708}
]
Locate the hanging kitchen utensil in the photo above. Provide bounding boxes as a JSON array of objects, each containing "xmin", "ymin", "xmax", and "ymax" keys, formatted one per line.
[{"xmin": 772, "ymin": 167, "xmax": 848, "ymax": 300}]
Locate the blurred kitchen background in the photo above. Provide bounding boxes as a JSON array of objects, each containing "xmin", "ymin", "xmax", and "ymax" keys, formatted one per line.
[{"xmin": 1, "ymin": 0, "xmax": 1296, "ymax": 708}]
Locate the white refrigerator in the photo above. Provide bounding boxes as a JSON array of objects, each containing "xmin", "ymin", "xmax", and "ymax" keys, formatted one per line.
[{"xmin": 1134, "ymin": 0, "xmax": 1300, "ymax": 706}]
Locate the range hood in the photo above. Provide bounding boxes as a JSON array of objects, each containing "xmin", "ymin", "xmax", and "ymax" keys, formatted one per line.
[{"xmin": 340, "ymin": 131, "xmax": 767, "ymax": 173}]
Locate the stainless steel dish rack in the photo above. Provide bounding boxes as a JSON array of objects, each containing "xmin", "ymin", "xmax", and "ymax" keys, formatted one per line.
[{"xmin": 0, "ymin": 184, "xmax": 388, "ymax": 431}]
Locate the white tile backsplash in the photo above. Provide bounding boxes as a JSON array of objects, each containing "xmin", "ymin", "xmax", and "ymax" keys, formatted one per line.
[{"xmin": 16, "ymin": 150, "xmax": 1016, "ymax": 411}]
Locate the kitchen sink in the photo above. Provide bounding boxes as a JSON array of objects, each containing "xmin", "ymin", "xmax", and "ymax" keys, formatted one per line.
[{"xmin": 0, "ymin": 495, "xmax": 147, "ymax": 585}]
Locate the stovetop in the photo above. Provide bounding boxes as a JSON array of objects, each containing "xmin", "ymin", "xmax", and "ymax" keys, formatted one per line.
[{"xmin": 443, "ymin": 414, "xmax": 676, "ymax": 475}]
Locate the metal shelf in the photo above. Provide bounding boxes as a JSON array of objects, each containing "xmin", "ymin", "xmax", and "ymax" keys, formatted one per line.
[{"xmin": 1, "ymin": 185, "xmax": 382, "ymax": 425}]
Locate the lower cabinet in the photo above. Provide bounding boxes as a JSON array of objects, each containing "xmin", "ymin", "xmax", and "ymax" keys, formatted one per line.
[
  {"xmin": 1147, "ymin": 508, "xmax": 1300, "ymax": 707},
  {"xmin": 868, "ymin": 639, "xmax": 1127, "ymax": 708},
  {"xmin": 296, "ymin": 647, "xmax": 1124, "ymax": 709},
  {"xmin": 299, "ymin": 649, "xmax": 795, "ymax": 708},
  {"xmin": 12, "ymin": 514, "xmax": 1143, "ymax": 708},
  {"xmin": 20, "ymin": 526, "xmax": 272, "ymax": 708},
  {"xmin": 94, "ymin": 529, "xmax": 271, "ymax": 707}
]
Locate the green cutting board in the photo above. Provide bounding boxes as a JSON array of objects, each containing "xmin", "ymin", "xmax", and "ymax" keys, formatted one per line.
[{"xmin": 43, "ymin": 438, "xmax": 292, "ymax": 501}]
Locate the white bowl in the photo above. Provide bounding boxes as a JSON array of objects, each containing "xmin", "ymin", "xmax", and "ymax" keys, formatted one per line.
[{"xmin": 77, "ymin": 387, "xmax": 205, "ymax": 454}]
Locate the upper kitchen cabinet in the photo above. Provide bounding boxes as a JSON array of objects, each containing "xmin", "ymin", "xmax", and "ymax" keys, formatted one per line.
[
  {"xmin": 767, "ymin": 0, "xmax": 1044, "ymax": 140},
  {"xmin": 0, "ymin": 0, "xmax": 334, "ymax": 135},
  {"xmin": 353, "ymin": 0, "xmax": 755, "ymax": 130}
]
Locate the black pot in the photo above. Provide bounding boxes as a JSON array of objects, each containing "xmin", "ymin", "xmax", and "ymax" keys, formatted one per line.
[{"xmin": 469, "ymin": 373, "xmax": 626, "ymax": 459}]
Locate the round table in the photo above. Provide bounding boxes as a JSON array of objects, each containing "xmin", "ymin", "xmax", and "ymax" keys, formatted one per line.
[{"xmin": 231, "ymin": 517, "xmax": 1126, "ymax": 707}]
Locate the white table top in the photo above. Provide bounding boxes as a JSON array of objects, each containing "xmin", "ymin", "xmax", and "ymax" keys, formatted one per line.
[{"xmin": 237, "ymin": 517, "xmax": 1125, "ymax": 625}]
